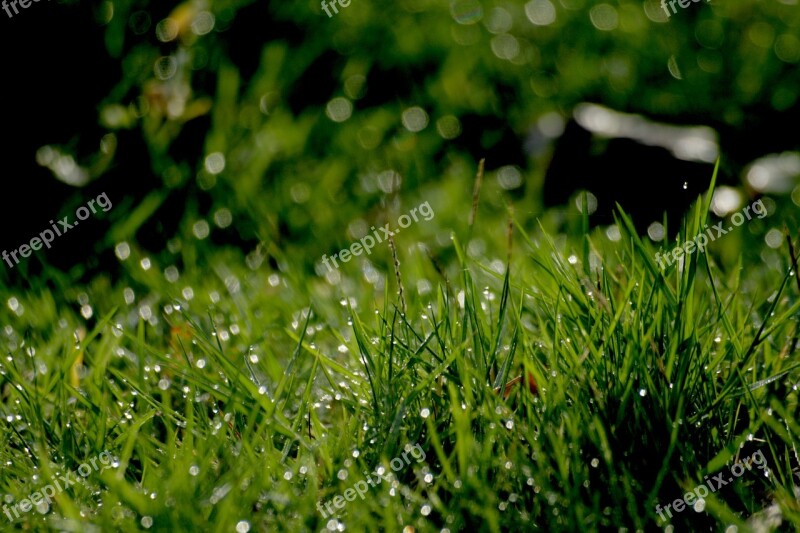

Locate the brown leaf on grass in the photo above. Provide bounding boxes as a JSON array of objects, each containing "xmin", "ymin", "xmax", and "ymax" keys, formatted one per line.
[{"xmin": 494, "ymin": 372, "xmax": 539, "ymax": 399}]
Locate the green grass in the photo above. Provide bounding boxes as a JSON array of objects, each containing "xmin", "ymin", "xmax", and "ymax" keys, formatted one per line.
[{"xmin": 2, "ymin": 166, "xmax": 800, "ymax": 532}]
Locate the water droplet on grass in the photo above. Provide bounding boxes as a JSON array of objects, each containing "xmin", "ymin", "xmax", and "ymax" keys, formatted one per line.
[
  {"xmin": 693, "ymin": 499, "xmax": 705, "ymax": 512},
  {"xmin": 115, "ymin": 242, "xmax": 130, "ymax": 260}
]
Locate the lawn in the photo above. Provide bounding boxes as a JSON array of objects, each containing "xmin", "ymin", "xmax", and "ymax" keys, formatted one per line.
[
  {"xmin": 2, "ymin": 159, "xmax": 800, "ymax": 531},
  {"xmin": 2, "ymin": 1, "xmax": 800, "ymax": 531}
]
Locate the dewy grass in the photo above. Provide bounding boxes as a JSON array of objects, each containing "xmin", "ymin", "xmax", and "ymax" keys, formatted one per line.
[
  {"xmin": 654, "ymin": 449, "xmax": 767, "ymax": 521},
  {"xmin": 317, "ymin": 442, "xmax": 426, "ymax": 518},
  {"xmin": 654, "ymin": 198, "xmax": 767, "ymax": 270},
  {"xmin": 3, "ymin": 451, "xmax": 115, "ymax": 523},
  {"xmin": 1, "ymin": 163, "xmax": 799, "ymax": 531}
]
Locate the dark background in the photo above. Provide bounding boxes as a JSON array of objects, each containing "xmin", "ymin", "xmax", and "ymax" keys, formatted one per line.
[{"xmin": 1, "ymin": 0, "xmax": 798, "ymax": 282}]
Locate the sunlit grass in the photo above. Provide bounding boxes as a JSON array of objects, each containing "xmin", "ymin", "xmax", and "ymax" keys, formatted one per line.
[{"xmin": 1, "ymin": 164, "xmax": 799, "ymax": 531}]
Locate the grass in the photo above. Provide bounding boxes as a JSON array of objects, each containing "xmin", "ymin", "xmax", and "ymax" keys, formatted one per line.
[{"xmin": 1, "ymin": 162, "xmax": 800, "ymax": 532}]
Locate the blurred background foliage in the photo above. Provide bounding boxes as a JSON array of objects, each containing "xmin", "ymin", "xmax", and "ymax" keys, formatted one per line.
[{"xmin": 1, "ymin": 0, "xmax": 799, "ymax": 283}]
